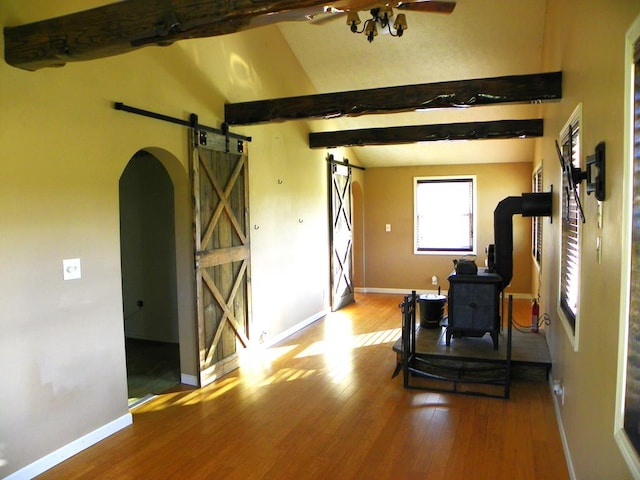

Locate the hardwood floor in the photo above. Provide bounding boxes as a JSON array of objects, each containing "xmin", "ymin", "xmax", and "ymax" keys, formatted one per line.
[{"xmin": 38, "ymin": 293, "xmax": 569, "ymax": 479}]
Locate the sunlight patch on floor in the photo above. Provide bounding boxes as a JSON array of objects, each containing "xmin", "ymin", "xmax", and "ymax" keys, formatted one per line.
[
  {"xmin": 133, "ymin": 377, "xmax": 242, "ymax": 413},
  {"xmin": 322, "ymin": 313, "xmax": 354, "ymax": 384},
  {"xmin": 409, "ymin": 392, "xmax": 449, "ymax": 408},
  {"xmin": 132, "ymin": 323, "xmax": 403, "ymax": 413},
  {"xmin": 239, "ymin": 344, "xmax": 299, "ymax": 372},
  {"xmin": 260, "ymin": 367, "xmax": 319, "ymax": 386},
  {"xmin": 295, "ymin": 327, "xmax": 402, "ymax": 359}
]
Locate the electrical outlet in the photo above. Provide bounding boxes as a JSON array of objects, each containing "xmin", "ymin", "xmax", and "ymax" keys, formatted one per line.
[
  {"xmin": 431, "ymin": 275, "xmax": 438, "ymax": 285},
  {"xmin": 553, "ymin": 380, "xmax": 565, "ymax": 405},
  {"xmin": 63, "ymin": 258, "xmax": 82, "ymax": 280}
]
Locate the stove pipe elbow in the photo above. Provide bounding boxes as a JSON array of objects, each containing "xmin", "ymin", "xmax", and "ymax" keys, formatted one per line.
[
  {"xmin": 493, "ymin": 196, "xmax": 523, "ymax": 290},
  {"xmin": 493, "ymin": 192, "xmax": 552, "ymax": 290}
]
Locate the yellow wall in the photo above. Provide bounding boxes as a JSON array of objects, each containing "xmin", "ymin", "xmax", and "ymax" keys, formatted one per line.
[
  {"xmin": 0, "ymin": 2, "xmax": 359, "ymax": 476},
  {"xmin": 4, "ymin": 0, "xmax": 640, "ymax": 478},
  {"xmin": 363, "ymin": 163, "xmax": 534, "ymax": 295},
  {"xmin": 537, "ymin": 1, "xmax": 640, "ymax": 478}
]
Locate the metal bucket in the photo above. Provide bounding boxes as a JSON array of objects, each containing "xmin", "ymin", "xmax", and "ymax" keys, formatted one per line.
[{"xmin": 418, "ymin": 294, "xmax": 446, "ymax": 328}]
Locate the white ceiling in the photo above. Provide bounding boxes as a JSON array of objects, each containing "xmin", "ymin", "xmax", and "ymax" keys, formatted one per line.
[{"xmin": 276, "ymin": 0, "xmax": 548, "ymax": 167}]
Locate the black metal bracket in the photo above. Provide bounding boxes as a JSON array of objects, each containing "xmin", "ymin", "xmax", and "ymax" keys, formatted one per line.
[
  {"xmin": 555, "ymin": 139, "xmax": 586, "ymax": 224},
  {"xmin": 189, "ymin": 113, "xmax": 200, "ymax": 147},
  {"xmin": 549, "ymin": 184, "xmax": 553, "ymax": 224},
  {"xmin": 326, "ymin": 153, "xmax": 365, "ymax": 171},
  {"xmin": 586, "ymin": 141, "xmax": 606, "ymax": 201}
]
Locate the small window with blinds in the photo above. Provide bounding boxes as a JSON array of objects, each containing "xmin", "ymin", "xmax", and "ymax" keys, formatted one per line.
[
  {"xmin": 532, "ymin": 166, "xmax": 543, "ymax": 267},
  {"xmin": 559, "ymin": 105, "xmax": 582, "ymax": 334},
  {"xmin": 414, "ymin": 176, "xmax": 476, "ymax": 254}
]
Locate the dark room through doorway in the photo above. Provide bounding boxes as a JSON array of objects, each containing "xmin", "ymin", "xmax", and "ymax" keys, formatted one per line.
[{"xmin": 119, "ymin": 150, "xmax": 181, "ymax": 406}]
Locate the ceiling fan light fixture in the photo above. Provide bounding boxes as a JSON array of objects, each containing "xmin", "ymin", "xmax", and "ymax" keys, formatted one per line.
[
  {"xmin": 394, "ymin": 13, "xmax": 407, "ymax": 35},
  {"xmin": 347, "ymin": 11, "xmax": 362, "ymax": 33},
  {"xmin": 345, "ymin": 4, "xmax": 416, "ymax": 42},
  {"xmin": 364, "ymin": 19, "xmax": 378, "ymax": 42},
  {"xmin": 346, "ymin": 11, "xmax": 361, "ymax": 30},
  {"xmin": 378, "ymin": 5, "xmax": 393, "ymax": 27}
]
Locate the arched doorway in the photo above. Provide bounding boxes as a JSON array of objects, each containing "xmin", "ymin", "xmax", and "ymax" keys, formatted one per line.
[{"xmin": 119, "ymin": 150, "xmax": 180, "ymax": 405}]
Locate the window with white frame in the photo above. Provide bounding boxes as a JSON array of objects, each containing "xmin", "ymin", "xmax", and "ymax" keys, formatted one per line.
[
  {"xmin": 532, "ymin": 166, "xmax": 543, "ymax": 267},
  {"xmin": 414, "ymin": 176, "xmax": 476, "ymax": 254},
  {"xmin": 559, "ymin": 105, "xmax": 582, "ymax": 336}
]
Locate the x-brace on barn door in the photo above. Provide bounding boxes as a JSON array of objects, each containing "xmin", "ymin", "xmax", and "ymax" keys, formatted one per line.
[{"xmin": 191, "ymin": 129, "xmax": 252, "ymax": 386}]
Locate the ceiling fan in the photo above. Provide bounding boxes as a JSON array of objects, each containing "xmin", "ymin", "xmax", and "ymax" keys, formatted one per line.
[
  {"xmin": 338, "ymin": 1, "xmax": 457, "ymax": 42},
  {"xmin": 313, "ymin": 0, "xmax": 457, "ymax": 18},
  {"xmin": 250, "ymin": 1, "xmax": 456, "ymax": 41}
]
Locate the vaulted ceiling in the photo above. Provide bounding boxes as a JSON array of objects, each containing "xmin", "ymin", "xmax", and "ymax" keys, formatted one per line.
[
  {"xmin": 276, "ymin": 0, "xmax": 548, "ymax": 167},
  {"xmin": 4, "ymin": 0, "xmax": 549, "ymax": 168}
]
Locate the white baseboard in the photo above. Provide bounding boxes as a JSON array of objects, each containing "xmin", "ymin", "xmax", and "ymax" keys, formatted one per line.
[
  {"xmin": 180, "ymin": 373, "xmax": 198, "ymax": 387},
  {"xmin": 5, "ymin": 413, "xmax": 132, "ymax": 480},
  {"xmin": 262, "ymin": 309, "xmax": 329, "ymax": 348},
  {"xmin": 355, "ymin": 287, "xmax": 446, "ymax": 295},
  {"xmin": 549, "ymin": 377, "xmax": 577, "ymax": 480},
  {"xmin": 355, "ymin": 287, "xmax": 532, "ymax": 300}
]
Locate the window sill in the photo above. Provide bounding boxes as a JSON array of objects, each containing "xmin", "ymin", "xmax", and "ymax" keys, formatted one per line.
[
  {"xmin": 556, "ymin": 304, "xmax": 579, "ymax": 352},
  {"xmin": 414, "ymin": 250, "xmax": 477, "ymax": 256},
  {"xmin": 532, "ymin": 256, "xmax": 541, "ymax": 272}
]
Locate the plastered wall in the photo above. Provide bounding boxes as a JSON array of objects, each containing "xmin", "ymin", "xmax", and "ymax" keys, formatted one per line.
[
  {"xmin": 363, "ymin": 162, "xmax": 534, "ymax": 296},
  {"xmin": 536, "ymin": 1, "xmax": 640, "ymax": 478},
  {"xmin": 4, "ymin": 1, "xmax": 640, "ymax": 479},
  {"xmin": 0, "ymin": 2, "xmax": 351, "ymax": 476}
]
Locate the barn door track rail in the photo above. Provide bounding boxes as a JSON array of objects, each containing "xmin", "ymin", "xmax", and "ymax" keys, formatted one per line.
[
  {"xmin": 326, "ymin": 153, "xmax": 365, "ymax": 171},
  {"xmin": 114, "ymin": 102, "xmax": 251, "ymax": 151}
]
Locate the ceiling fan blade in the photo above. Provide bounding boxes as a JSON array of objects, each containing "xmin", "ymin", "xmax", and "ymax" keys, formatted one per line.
[
  {"xmin": 250, "ymin": 6, "xmax": 336, "ymax": 27},
  {"xmin": 253, "ymin": 0, "xmax": 455, "ymax": 28},
  {"xmin": 395, "ymin": 1, "xmax": 456, "ymax": 14},
  {"xmin": 308, "ymin": 10, "xmax": 346, "ymax": 25}
]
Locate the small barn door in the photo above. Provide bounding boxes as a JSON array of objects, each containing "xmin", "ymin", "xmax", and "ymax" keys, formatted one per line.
[
  {"xmin": 328, "ymin": 158, "xmax": 355, "ymax": 311},
  {"xmin": 191, "ymin": 129, "xmax": 251, "ymax": 386}
]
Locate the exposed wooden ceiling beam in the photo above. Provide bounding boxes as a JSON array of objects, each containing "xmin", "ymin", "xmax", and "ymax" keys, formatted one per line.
[
  {"xmin": 225, "ymin": 72, "xmax": 561, "ymax": 125},
  {"xmin": 3, "ymin": 0, "xmax": 340, "ymax": 71},
  {"xmin": 309, "ymin": 119, "xmax": 543, "ymax": 148}
]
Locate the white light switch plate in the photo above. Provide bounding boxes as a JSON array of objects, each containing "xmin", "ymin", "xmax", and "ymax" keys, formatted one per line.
[
  {"xmin": 63, "ymin": 258, "xmax": 82, "ymax": 280},
  {"xmin": 385, "ymin": 224, "xmax": 391, "ymax": 232}
]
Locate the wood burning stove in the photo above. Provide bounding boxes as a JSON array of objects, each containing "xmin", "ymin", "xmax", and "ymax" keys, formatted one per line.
[{"xmin": 446, "ymin": 270, "xmax": 502, "ymax": 349}]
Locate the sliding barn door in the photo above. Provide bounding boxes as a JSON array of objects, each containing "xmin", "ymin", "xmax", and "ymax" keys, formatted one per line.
[
  {"xmin": 191, "ymin": 130, "xmax": 251, "ymax": 386},
  {"xmin": 328, "ymin": 160, "xmax": 355, "ymax": 311}
]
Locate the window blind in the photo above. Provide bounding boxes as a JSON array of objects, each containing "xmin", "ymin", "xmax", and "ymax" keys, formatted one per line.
[
  {"xmin": 532, "ymin": 167, "xmax": 543, "ymax": 265},
  {"xmin": 560, "ymin": 120, "xmax": 581, "ymax": 330},
  {"xmin": 415, "ymin": 178, "xmax": 474, "ymax": 252}
]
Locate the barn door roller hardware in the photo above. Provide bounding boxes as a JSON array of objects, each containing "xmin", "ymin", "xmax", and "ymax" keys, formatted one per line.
[
  {"xmin": 326, "ymin": 153, "xmax": 365, "ymax": 171},
  {"xmin": 114, "ymin": 102, "xmax": 251, "ymax": 152}
]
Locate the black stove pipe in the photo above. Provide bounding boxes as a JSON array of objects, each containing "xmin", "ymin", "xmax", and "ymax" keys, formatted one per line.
[{"xmin": 493, "ymin": 192, "xmax": 552, "ymax": 289}]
